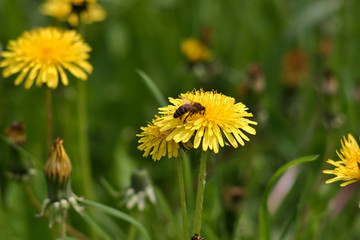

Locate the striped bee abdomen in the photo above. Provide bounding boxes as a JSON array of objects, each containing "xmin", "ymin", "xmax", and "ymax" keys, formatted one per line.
[{"xmin": 173, "ymin": 103, "xmax": 191, "ymax": 118}]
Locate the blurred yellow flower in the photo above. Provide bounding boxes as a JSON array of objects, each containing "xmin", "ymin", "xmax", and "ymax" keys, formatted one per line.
[
  {"xmin": 137, "ymin": 118, "xmax": 192, "ymax": 161},
  {"xmin": 323, "ymin": 134, "xmax": 360, "ymax": 187},
  {"xmin": 157, "ymin": 89, "xmax": 257, "ymax": 153},
  {"xmin": 181, "ymin": 38, "xmax": 212, "ymax": 63},
  {"xmin": 40, "ymin": 0, "xmax": 106, "ymax": 27},
  {"xmin": 0, "ymin": 27, "xmax": 92, "ymax": 89}
]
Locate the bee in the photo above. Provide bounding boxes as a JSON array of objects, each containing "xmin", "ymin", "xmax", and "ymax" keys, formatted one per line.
[
  {"xmin": 173, "ymin": 96, "xmax": 205, "ymax": 122},
  {"xmin": 191, "ymin": 233, "xmax": 205, "ymax": 240}
]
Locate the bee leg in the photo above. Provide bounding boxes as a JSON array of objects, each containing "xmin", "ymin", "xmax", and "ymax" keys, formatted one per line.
[{"xmin": 183, "ymin": 112, "xmax": 192, "ymax": 123}]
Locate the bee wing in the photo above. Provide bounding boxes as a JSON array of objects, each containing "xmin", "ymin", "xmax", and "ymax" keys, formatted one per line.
[{"xmin": 179, "ymin": 95, "xmax": 193, "ymax": 103}]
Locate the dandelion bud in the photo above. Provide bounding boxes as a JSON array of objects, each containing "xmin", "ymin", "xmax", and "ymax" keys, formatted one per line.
[
  {"xmin": 38, "ymin": 138, "xmax": 83, "ymax": 227},
  {"xmin": 5, "ymin": 121, "xmax": 26, "ymax": 146},
  {"xmin": 321, "ymin": 69, "xmax": 338, "ymax": 97},
  {"xmin": 45, "ymin": 138, "xmax": 72, "ymax": 185},
  {"xmin": 4, "ymin": 121, "xmax": 33, "ymax": 181},
  {"xmin": 318, "ymin": 36, "xmax": 333, "ymax": 60},
  {"xmin": 121, "ymin": 168, "xmax": 156, "ymax": 211},
  {"xmin": 281, "ymin": 49, "xmax": 309, "ymax": 88},
  {"xmin": 354, "ymin": 80, "xmax": 360, "ymax": 103},
  {"xmin": 222, "ymin": 186, "xmax": 245, "ymax": 212},
  {"xmin": 247, "ymin": 64, "xmax": 265, "ymax": 94}
]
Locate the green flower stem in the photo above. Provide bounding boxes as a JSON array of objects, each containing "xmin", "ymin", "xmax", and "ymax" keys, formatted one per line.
[
  {"xmin": 193, "ymin": 151, "xmax": 207, "ymax": 235},
  {"xmin": 78, "ymin": 80, "xmax": 94, "ymax": 199},
  {"xmin": 177, "ymin": 156, "xmax": 189, "ymax": 240},
  {"xmin": 45, "ymin": 88, "xmax": 53, "ymax": 151},
  {"xmin": 60, "ymin": 220, "xmax": 67, "ymax": 238},
  {"xmin": 23, "ymin": 184, "xmax": 89, "ymax": 240},
  {"xmin": 127, "ymin": 210, "xmax": 140, "ymax": 240},
  {"xmin": 53, "ymin": 220, "xmax": 66, "ymax": 239}
]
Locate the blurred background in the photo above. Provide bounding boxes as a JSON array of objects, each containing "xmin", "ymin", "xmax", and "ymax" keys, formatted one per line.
[{"xmin": 1, "ymin": 0, "xmax": 360, "ymax": 239}]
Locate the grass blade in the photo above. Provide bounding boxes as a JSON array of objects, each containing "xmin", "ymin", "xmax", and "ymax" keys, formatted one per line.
[
  {"xmin": 79, "ymin": 199, "xmax": 151, "ymax": 240},
  {"xmin": 136, "ymin": 69, "xmax": 167, "ymax": 107},
  {"xmin": 79, "ymin": 211, "xmax": 113, "ymax": 240},
  {"xmin": 0, "ymin": 134, "xmax": 43, "ymax": 169},
  {"xmin": 259, "ymin": 155, "xmax": 319, "ymax": 240}
]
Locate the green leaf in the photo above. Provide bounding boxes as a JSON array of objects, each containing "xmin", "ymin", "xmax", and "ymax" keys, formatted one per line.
[
  {"xmin": 79, "ymin": 199, "xmax": 151, "ymax": 240},
  {"xmin": 0, "ymin": 134, "xmax": 43, "ymax": 169},
  {"xmin": 259, "ymin": 155, "xmax": 319, "ymax": 240},
  {"xmin": 56, "ymin": 237, "xmax": 79, "ymax": 240},
  {"xmin": 286, "ymin": 0, "xmax": 341, "ymax": 37},
  {"xmin": 79, "ymin": 211, "xmax": 113, "ymax": 240},
  {"xmin": 136, "ymin": 69, "xmax": 167, "ymax": 107}
]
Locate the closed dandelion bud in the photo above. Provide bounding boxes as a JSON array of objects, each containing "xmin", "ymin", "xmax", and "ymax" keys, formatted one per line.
[
  {"xmin": 281, "ymin": 49, "xmax": 309, "ymax": 88},
  {"xmin": 321, "ymin": 69, "xmax": 338, "ymax": 97},
  {"xmin": 319, "ymin": 69, "xmax": 344, "ymax": 129},
  {"xmin": 122, "ymin": 168, "xmax": 156, "ymax": 211},
  {"xmin": 45, "ymin": 138, "xmax": 72, "ymax": 201},
  {"xmin": 318, "ymin": 36, "xmax": 333, "ymax": 60},
  {"xmin": 247, "ymin": 64, "xmax": 265, "ymax": 94},
  {"xmin": 222, "ymin": 186, "xmax": 245, "ymax": 212},
  {"xmin": 38, "ymin": 138, "xmax": 83, "ymax": 227},
  {"xmin": 5, "ymin": 121, "xmax": 26, "ymax": 146},
  {"xmin": 4, "ymin": 121, "xmax": 34, "ymax": 181}
]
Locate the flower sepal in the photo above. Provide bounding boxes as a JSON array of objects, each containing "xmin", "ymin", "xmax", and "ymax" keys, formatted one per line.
[{"xmin": 37, "ymin": 193, "xmax": 84, "ymax": 227}]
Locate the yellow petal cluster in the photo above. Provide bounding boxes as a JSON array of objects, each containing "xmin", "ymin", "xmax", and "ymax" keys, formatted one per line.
[
  {"xmin": 0, "ymin": 27, "xmax": 92, "ymax": 89},
  {"xmin": 181, "ymin": 39, "xmax": 212, "ymax": 63},
  {"xmin": 323, "ymin": 134, "xmax": 360, "ymax": 187},
  {"xmin": 40, "ymin": 0, "xmax": 106, "ymax": 27},
  {"xmin": 137, "ymin": 90, "xmax": 257, "ymax": 161},
  {"xmin": 137, "ymin": 118, "xmax": 192, "ymax": 161}
]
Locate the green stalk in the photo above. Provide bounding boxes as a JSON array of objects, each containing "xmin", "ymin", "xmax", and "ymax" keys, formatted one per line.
[
  {"xmin": 60, "ymin": 220, "xmax": 67, "ymax": 238},
  {"xmin": 45, "ymin": 88, "xmax": 53, "ymax": 151},
  {"xmin": 193, "ymin": 151, "xmax": 207, "ymax": 235},
  {"xmin": 127, "ymin": 210, "xmax": 140, "ymax": 240},
  {"xmin": 77, "ymin": 80, "xmax": 94, "ymax": 199},
  {"xmin": 23, "ymin": 184, "xmax": 89, "ymax": 240},
  {"xmin": 177, "ymin": 156, "xmax": 189, "ymax": 240}
]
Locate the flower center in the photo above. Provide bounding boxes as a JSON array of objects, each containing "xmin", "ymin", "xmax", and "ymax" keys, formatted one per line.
[
  {"xmin": 71, "ymin": 1, "xmax": 88, "ymax": 14},
  {"xmin": 30, "ymin": 38, "xmax": 65, "ymax": 64}
]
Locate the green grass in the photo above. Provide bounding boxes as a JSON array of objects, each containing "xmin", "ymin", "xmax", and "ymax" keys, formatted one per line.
[{"xmin": 1, "ymin": 0, "xmax": 360, "ymax": 239}]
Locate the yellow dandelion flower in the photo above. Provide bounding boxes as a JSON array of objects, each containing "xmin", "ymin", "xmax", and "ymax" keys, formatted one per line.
[
  {"xmin": 40, "ymin": 0, "xmax": 106, "ymax": 27},
  {"xmin": 323, "ymin": 134, "xmax": 360, "ymax": 187},
  {"xmin": 157, "ymin": 89, "xmax": 257, "ymax": 153},
  {"xmin": 0, "ymin": 27, "xmax": 92, "ymax": 89},
  {"xmin": 181, "ymin": 38, "xmax": 212, "ymax": 63},
  {"xmin": 137, "ymin": 118, "xmax": 192, "ymax": 161}
]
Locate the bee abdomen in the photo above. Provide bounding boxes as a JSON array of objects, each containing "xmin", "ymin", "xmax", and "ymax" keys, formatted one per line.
[{"xmin": 173, "ymin": 105, "xmax": 188, "ymax": 118}]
